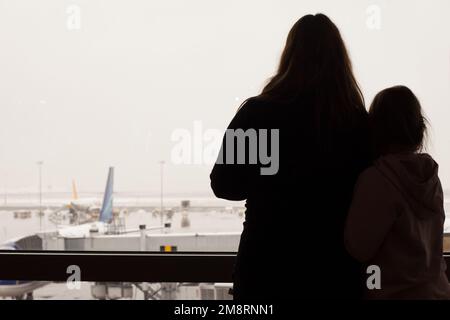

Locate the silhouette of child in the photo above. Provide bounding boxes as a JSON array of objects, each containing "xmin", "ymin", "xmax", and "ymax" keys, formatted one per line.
[{"xmin": 345, "ymin": 86, "xmax": 450, "ymax": 299}]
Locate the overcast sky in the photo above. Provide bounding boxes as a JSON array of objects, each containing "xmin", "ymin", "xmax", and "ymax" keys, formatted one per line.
[{"xmin": 0, "ymin": 0, "xmax": 449, "ymax": 196}]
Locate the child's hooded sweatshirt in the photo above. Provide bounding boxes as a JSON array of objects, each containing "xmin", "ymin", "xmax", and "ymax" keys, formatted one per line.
[{"xmin": 345, "ymin": 153, "xmax": 450, "ymax": 299}]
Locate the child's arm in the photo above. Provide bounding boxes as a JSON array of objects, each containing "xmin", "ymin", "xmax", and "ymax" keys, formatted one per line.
[{"xmin": 344, "ymin": 168, "xmax": 398, "ymax": 262}]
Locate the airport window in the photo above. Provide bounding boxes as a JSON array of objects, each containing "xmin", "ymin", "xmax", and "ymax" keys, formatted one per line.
[{"xmin": 0, "ymin": 1, "xmax": 449, "ymax": 300}]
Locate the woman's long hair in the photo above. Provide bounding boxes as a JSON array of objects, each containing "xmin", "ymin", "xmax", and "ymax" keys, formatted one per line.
[{"xmin": 253, "ymin": 14, "xmax": 365, "ymax": 146}]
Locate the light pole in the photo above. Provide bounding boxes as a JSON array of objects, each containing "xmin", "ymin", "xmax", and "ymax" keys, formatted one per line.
[
  {"xmin": 37, "ymin": 161, "xmax": 43, "ymax": 231},
  {"xmin": 159, "ymin": 160, "xmax": 165, "ymax": 228}
]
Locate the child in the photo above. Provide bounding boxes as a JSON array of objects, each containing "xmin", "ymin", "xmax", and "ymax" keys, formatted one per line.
[{"xmin": 345, "ymin": 85, "xmax": 450, "ymax": 299}]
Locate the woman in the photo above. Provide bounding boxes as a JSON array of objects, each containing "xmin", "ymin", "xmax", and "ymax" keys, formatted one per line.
[
  {"xmin": 210, "ymin": 14, "xmax": 371, "ymax": 299},
  {"xmin": 345, "ymin": 86, "xmax": 450, "ymax": 299}
]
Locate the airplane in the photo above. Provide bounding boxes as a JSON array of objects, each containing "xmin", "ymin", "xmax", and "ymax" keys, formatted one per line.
[
  {"xmin": 57, "ymin": 167, "xmax": 115, "ymax": 237},
  {"xmin": 0, "ymin": 167, "xmax": 169, "ymax": 299},
  {"xmin": 49, "ymin": 179, "xmax": 102, "ymax": 226},
  {"xmin": 68, "ymin": 179, "xmax": 102, "ymax": 216},
  {"xmin": 56, "ymin": 167, "xmax": 166, "ymax": 238},
  {"xmin": 0, "ymin": 167, "xmax": 119, "ymax": 298}
]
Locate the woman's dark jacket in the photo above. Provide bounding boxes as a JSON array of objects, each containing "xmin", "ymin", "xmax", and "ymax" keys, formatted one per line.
[{"xmin": 210, "ymin": 94, "xmax": 372, "ymax": 299}]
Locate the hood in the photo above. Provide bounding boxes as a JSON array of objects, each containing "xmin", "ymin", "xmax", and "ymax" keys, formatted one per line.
[{"xmin": 375, "ymin": 153, "xmax": 444, "ymax": 219}]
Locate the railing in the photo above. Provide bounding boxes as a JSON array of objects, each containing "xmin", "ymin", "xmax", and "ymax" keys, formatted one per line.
[
  {"xmin": 1, "ymin": 251, "xmax": 450, "ymax": 283},
  {"xmin": 0, "ymin": 251, "xmax": 236, "ymax": 282}
]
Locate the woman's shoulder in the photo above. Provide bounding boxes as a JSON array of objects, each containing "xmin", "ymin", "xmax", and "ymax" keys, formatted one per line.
[
  {"xmin": 234, "ymin": 96, "xmax": 277, "ymax": 123},
  {"xmin": 239, "ymin": 94, "xmax": 309, "ymax": 116},
  {"xmin": 239, "ymin": 95, "xmax": 272, "ymax": 111}
]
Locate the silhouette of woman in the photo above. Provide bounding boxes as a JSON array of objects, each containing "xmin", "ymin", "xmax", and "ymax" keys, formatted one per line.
[{"xmin": 210, "ymin": 14, "xmax": 372, "ymax": 299}]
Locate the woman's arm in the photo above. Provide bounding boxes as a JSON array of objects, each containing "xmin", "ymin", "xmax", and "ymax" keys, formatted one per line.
[
  {"xmin": 210, "ymin": 100, "xmax": 260, "ymax": 201},
  {"xmin": 344, "ymin": 168, "xmax": 398, "ymax": 262}
]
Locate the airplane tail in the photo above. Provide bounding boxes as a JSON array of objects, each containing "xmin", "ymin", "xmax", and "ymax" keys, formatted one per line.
[
  {"xmin": 71, "ymin": 179, "xmax": 79, "ymax": 200},
  {"xmin": 99, "ymin": 167, "xmax": 114, "ymax": 223}
]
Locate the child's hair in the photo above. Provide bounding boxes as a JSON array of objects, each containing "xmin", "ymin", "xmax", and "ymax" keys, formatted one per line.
[{"xmin": 369, "ymin": 85, "xmax": 428, "ymax": 156}]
